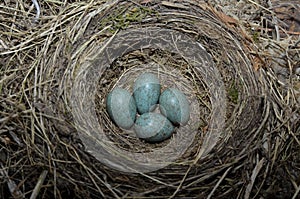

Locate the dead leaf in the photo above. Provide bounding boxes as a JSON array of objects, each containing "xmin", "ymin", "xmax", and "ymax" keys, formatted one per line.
[
  {"xmin": 208, "ymin": 5, "xmax": 238, "ymax": 27},
  {"xmin": 252, "ymin": 56, "xmax": 263, "ymax": 71}
]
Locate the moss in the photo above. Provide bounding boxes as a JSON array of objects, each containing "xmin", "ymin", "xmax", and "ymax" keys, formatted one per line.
[
  {"xmin": 252, "ymin": 31, "xmax": 260, "ymax": 43},
  {"xmin": 99, "ymin": 5, "xmax": 158, "ymax": 33},
  {"xmin": 228, "ymin": 81, "xmax": 239, "ymax": 104}
]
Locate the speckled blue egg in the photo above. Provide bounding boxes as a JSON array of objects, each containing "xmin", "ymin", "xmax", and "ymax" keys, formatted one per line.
[
  {"xmin": 106, "ymin": 88, "xmax": 137, "ymax": 129},
  {"xmin": 133, "ymin": 73, "xmax": 161, "ymax": 114},
  {"xmin": 159, "ymin": 88, "xmax": 190, "ymax": 126},
  {"xmin": 134, "ymin": 112, "xmax": 174, "ymax": 142}
]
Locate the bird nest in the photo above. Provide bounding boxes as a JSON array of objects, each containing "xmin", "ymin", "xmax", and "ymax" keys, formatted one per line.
[{"xmin": 1, "ymin": 0, "xmax": 299, "ymax": 198}]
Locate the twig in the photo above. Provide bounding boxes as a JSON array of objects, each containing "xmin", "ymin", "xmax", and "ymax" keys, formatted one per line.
[
  {"xmin": 267, "ymin": 0, "xmax": 280, "ymax": 41},
  {"xmin": 30, "ymin": 170, "xmax": 48, "ymax": 199},
  {"xmin": 244, "ymin": 158, "xmax": 265, "ymax": 199},
  {"xmin": 31, "ymin": 0, "xmax": 41, "ymax": 22},
  {"xmin": 207, "ymin": 167, "xmax": 232, "ymax": 199},
  {"xmin": 246, "ymin": 0, "xmax": 275, "ymax": 14},
  {"xmin": 292, "ymin": 183, "xmax": 300, "ymax": 199}
]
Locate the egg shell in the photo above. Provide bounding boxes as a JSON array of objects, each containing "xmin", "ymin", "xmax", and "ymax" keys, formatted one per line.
[
  {"xmin": 133, "ymin": 73, "xmax": 161, "ymax": 114},
  {"xmin": 134, "ymin": 112, "xmax": 174, "ymax": 142},
  {"xmin": 159, "ymin": 88, "xmax": 190, "ymax": 126},
  {"xmin": 106, "ymin": 88, "xmax": 137, "ymax": 129}
]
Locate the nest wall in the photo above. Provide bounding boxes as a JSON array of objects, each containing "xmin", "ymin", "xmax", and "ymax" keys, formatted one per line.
[{"xmin": 0, "ymin": 0, "xmax": 299, "ymax": 198}]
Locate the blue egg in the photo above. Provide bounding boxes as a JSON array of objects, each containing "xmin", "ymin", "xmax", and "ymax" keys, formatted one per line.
[
  {"xmin": 106, "ymin": 88, "xmax": 137, "ymax": 129},
  {"xmin": 159, "ymin": 88, "xmax": 190, "ymax": 126},
  {"xmin": 134, "ymin": 112, "xmax": 174, "ymax": 142},
  {"xmin": 133, "ymin": 73, "xmax": 161, "ymax": 114}
]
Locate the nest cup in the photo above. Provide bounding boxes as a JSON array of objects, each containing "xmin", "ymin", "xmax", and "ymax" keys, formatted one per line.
[{"xmin": 70, "ymin": 28, "xmax": 224, "ymax": 172}]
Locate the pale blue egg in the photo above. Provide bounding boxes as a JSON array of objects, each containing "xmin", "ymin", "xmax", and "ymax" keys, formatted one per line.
[
  {"xmin": 134, "ymin": 112, "xmax": 174, "ymax": 142},
  {"xmin": 133, "ymin": 73, "xmax": 161, "ymax": 114},
  {"xmin": 159, "ymin": 88, "xmax": 190, "ymax": 126},
  {"xmin": 106, "ymin": 88, "xmax": 137, "ymax": 129}
]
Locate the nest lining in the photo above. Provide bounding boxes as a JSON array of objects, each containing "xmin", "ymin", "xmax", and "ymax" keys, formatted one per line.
[{"xmin": 95, "ymin": 49, "xmax": 210, "ymax": 153}]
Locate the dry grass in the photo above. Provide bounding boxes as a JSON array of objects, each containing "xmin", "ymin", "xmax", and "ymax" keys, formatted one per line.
[{"xmin": 0, "ymin": 0, "xmax": 299, "ymax": 198}]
